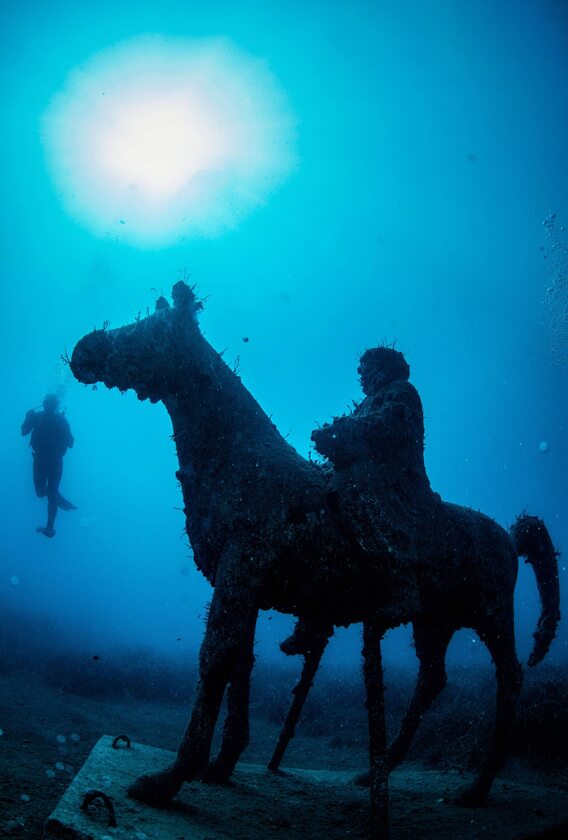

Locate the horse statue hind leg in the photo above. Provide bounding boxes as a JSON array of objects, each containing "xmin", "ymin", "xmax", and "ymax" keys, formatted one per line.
[
  {"xmin": 455, "ymin": 604, "xmax": 522, "ymax": 806},
  {"xmin": 267, "ymin": 615, "xmax": 450, "ymax": 780},
  {"xmin": 383, "ymin": 618, "xmax": 455, "ymax": 771},
  {"xmin": 385, "ymin": 511, "xmax": 559, "ymax": 806},
  {"xmin": 456, "ymin": 513, "xmax": 561, "ymax": 806}
]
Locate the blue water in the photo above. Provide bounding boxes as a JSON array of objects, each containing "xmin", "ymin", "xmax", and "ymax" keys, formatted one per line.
[{"xmin": 1, "ymin": 0, "xmax": 567, "ymax": 677}]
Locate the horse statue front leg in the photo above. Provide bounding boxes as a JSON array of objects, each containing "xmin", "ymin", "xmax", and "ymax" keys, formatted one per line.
[
  {"xmin": 268, "ymin": 617, "xmax": 332, "ymax": 772},
  {"xmin": 128, "ymin": 545, "xmax": 259, "ymax": 805},
  {"xmin": 203, "ymin": 605, "xmax": 259, "ymax": 783}
]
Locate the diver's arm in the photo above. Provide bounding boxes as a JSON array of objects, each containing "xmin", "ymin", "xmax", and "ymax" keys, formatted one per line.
[{"xmin": 21, "ymin": 409, "xmax": 36, "ymax": 436}]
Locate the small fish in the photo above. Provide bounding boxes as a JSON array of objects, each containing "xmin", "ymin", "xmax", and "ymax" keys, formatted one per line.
[{"xmin": 92, "ymin": 655, "xmax": 101, "ymax": 661}]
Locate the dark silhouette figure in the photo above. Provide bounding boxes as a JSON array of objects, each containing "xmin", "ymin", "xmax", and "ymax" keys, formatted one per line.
[
  {"xmin": 270, "ymin": 346, "xmax": 438, "ymax": 773},
  {"xmin": 21, "ymin": 394, "xmax": 76, "ymax": 537},
  {"xmin": 70, "ymin": 283, "xmax": 560, "ymax": 836},
  {"xmin": 315, "ymin": 346, "xmax": 440, "ymax": 615}
]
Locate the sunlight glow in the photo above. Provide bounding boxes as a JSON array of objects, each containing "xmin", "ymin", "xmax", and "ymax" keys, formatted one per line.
[
  {"xmin": 42, "ymin": 36, "xmax": 296, "ymax": 247},
  {"xmin": 97, "ymin": 96, "xmax": 229, "ymax": 198}
]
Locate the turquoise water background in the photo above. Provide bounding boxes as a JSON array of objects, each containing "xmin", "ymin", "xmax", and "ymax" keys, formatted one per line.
[{"xmin": 1, "ymin": 0, "xmax": 567, "ymax": 670}]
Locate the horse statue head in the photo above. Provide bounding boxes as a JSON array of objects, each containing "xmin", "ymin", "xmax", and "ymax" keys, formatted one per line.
[{"xmin": 71, "ymin": 281, "xmax": 203, "ymax": 403}]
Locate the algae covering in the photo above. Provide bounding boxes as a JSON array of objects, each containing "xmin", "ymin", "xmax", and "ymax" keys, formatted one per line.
[{"xmin": 69, "ymin": 281, "xmax": 560, "ymax": 829}]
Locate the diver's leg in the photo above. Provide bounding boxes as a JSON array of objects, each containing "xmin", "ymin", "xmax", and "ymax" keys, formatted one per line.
[
  {"xmin": 268, "ymin": 629, "xmax": 330, "ymax": 772},
  {"xmin": 45, "ymin": 459, "xmax": 63, "ymax": 534},
  {"xmin": 33, "ymin": 456, "xmax": 56, "ymax": 536},
  {"xmin": 52, "ymin": 457, "xmax": 77, "ymax": 510},
  {"xmin": 128, "ymin": 546, "xmax": 259, "ymax": 804},
  {"xmin": 456, "ymin": 609, "xmax": 522, "ymax": 806},
  {"xmin": 203, "ymin": 606, "xmax": 259, "ymax": 782},
  {"xmin": 32, "ymin": 455, "xmax": 47, "ymax": 498},
  {"xmin": 362, "ymin": 621, "xmax": 389, "ymax": 839},
  {"xmin": 354, "ymin": 618, "xmax": 453, "ymax": 786}
]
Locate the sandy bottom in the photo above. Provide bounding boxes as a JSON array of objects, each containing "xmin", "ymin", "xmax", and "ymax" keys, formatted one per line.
[{"xmin": 1, "ymin": 670, "xmax": 567, "ymax": 839}]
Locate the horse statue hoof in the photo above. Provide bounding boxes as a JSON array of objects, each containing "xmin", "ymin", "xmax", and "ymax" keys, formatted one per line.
[
  {"xmin": 202, "ymin": 761, "xmax": 233, "ymax": 784},
  {"xmin": 351, "ymin": 770, "xmax": 370, "ymax": 787},
  {"xmin": 127, "ymin": 766, "xmax": 183, "ymax": 806}
]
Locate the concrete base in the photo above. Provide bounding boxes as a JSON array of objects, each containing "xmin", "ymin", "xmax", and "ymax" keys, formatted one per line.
[{"xmin": 43, "ymin": 736, "xmax": 568, "ymax": 839}]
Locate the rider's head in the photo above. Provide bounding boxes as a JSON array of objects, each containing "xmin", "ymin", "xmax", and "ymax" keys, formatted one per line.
[
  {"xmin": 358, "ymin": 347, "xmax": 410, "ymax": 396},
  {"xmin": 42, "ymin": 394, "xmax": 60, "ymax": 413}
]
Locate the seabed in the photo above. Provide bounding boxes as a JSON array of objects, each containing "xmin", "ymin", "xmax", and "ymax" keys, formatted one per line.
[{"xmin": 43, "ymin": 735, "xmax": 568, "ymax": 840}]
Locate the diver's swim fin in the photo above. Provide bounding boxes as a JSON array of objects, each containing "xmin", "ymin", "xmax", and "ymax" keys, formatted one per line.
[{"xmin": 57, "ymin": 493, "xmax": 78, "ymax": 511}]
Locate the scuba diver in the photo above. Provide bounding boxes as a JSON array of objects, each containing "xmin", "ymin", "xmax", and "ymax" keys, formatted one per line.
[{"xmin": 21, "ymin": 394, "xmax": 77, "ymax": 537}]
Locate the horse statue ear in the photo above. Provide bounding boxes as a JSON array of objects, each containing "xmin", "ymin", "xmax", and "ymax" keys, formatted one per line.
[{"xmin": 155, "ymin": 296, "xmax": 170, "ymax": 312}]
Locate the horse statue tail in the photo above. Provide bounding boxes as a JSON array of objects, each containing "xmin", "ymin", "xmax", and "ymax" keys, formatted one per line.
[{"xmin": 510, "ymin": 514, "xmax": 561, "ymax": 667}]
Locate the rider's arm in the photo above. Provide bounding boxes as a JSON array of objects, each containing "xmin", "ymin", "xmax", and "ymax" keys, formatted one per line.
[
  {"xmin": 312, "ymin": 384, "xmax": 422, "ymax": 467},
  {"xmin": 312, "ymin": 414, "xmax": 368, "ymax": 468}
]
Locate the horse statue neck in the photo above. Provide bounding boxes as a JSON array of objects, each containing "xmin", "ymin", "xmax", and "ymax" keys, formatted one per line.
[
  {"xmin": 167, "ymin": 321, "xmax": 323, "ymax": 581},
  {"xmin": 71, "ymin": 282, "xmax": 324, "ymax": 584},
  {"xmin": 161, "ymin": 320, "xmax": 292, "ymax": 480}
]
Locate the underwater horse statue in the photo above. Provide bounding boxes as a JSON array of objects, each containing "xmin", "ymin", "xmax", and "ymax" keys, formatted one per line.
[{"xmin": 70, "ymin": 282, "xmax": 560, "ymax": 837}]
